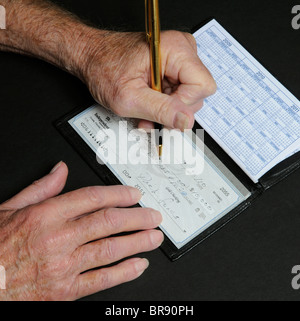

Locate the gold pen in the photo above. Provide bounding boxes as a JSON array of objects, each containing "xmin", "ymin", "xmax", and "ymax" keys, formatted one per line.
[{"xmin": 145, "ymin": 0, "xmax": 163, "ymax": 158}]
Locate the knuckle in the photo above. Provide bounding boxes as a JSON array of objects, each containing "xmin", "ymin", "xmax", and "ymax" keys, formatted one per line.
[
  {"xmin": 20, "ymin": 206, "xmax": 37, "ymax": 226},
  {"xmin": 102, "ymin": 238, "xmax": 117, "ymax": 261},
  {"xmin": 98, "ymin": 270, "xmax": 111, "ymax": 290},
  {"xmin": 40, "ymin": 198, "xmax": 65, "ymax": 220},
  {"xmin": 33, "ymin": 226, "xmax": 75, "ymax": 259},
  {"xmin": 40, "ymin": 258, "xmax": 67, "ymax": 278},
  {"xmin": 184, "ymin": 32, "xmax": 197, "ymax": 50},
  {"xmin": 23, "ymin": 202, "xmax": 52, "ymax": 226},
  {"xmin": 36, "ymin": 201, "xmax": 55, "ymax": 214},
  {"xmin": 165, "ymin": 30, "xmax": 184, "ymax": 40},
  {"xmin": 102, "ymin": 208, "xmax": 122, "ymax": 230},
  {"xmin": 164, "ymin": 30, "xmax": 197, "ymax": 51},
  {"xmin": 85, "ymin": 186, "xmax": 103, "ymax": 204},
  {"xmin": 197, "ymin": 71, "xmax": 217, "ymax": 98},
  {"xmin": 37, "ymin": 230, "xmax": 62, "ymax": 254},
  {"xmin": 205, "ymin": 77, "xmax": 217, "ymax": 96}
]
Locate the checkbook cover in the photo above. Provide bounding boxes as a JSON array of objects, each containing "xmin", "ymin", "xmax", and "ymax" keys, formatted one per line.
[
  {"xmin": 56, "ymin": 18, "xmax": 300, "ymax": 261},
  {"xmin": 54, "ymin": 104, "xmax": 300, "ymax": 261}
]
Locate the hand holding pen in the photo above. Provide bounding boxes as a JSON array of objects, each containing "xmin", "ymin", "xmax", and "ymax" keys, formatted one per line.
[{"xmin": 82, "ymin": 4, "xmax": 217, "ymax": 136}]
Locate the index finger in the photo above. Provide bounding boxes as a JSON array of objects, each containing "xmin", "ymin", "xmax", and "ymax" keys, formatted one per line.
[{"xmin": 44, "ymin": 185, "xmax": 142, "ymax": 220}]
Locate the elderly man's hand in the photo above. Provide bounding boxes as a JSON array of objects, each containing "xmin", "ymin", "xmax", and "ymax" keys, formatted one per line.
[
  {"xmin": 79, "ymin": 30, "xmax": 216, "ymax": 131},
  {"xmin": 0, "ymin": 1, "xmax": 216, "ymax": 130},
  {"xmin": 0, "ymin": 162, "xmax": 163, "ymax": 300}
]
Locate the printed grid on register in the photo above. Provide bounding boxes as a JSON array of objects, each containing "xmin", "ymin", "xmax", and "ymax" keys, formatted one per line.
[{"xmin": 195, "ymin": 25, "xmax": 300, "ymax": 176}]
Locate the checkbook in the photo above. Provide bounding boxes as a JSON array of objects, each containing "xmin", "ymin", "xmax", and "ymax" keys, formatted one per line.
[{"xmin": 56, "ymin": 20, "xmax": 300, "ymax": 261}]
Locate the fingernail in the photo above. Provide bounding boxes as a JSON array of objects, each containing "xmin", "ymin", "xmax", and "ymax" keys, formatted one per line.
[
  {"xmin": 50, "ymin": 161, "xmax": 63, "ymax": 174},
  {"xmin": 128, "ymin": 186, "xmax": 142, "ymax": 201},
  {"xmin": 149, "ymin": 230, "xmax": 164, "ymax": 247},
  {"xmin": 142, "ymin": 127, "xmax": 152, "ymax": 134},
  {"xmin": 135, "ymin": 258, "xmax": 149, "ymax": 274},
  {"xmin": 151, "ymin": 210, "xmax": 163, "ymax": 225},
  {"xmin": 174, "ymin": 112, "xmax": 190, "ymax": 131}
]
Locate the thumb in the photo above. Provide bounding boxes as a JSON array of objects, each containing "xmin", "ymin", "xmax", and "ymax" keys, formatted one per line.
[{"xmin": 1, "ymin": 161, "xmax": 68, "ymax": 210}]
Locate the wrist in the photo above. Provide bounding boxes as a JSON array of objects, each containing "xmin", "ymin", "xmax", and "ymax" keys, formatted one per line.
[{"xmin": 68, "ymin": 26, "xmax": 109, "ymax": 82}]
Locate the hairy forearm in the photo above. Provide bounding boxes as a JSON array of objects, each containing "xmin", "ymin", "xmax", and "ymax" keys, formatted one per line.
[{"xmin": 0, "ymin": 0, "xmax": 103, "ymax": 79}]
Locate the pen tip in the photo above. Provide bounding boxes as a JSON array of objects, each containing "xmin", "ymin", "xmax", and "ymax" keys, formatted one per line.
[{"xmin": 158, "ymin": 145, "xmax": 163, "ymax": 159}]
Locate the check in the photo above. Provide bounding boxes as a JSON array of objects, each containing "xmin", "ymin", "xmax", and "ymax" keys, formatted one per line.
[{"xmin": 69, "ymin": 105, "xmax": 250, "ymax": 249}]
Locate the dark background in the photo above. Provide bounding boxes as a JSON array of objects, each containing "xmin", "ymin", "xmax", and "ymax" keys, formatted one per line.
[{"xmin": 0, "ymin": 0, "xmax": 299, "ymax": 301}]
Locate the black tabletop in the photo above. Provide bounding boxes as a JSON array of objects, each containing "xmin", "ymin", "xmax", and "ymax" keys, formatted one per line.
[{"xmin": 0, "ymin": 0, "xmax": 299, "ymax": 301}]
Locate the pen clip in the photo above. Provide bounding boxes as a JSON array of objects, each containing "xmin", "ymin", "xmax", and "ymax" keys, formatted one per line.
[{"xmin": 145, "ymin": 0, "xmax": 151, "ymax": 43}]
